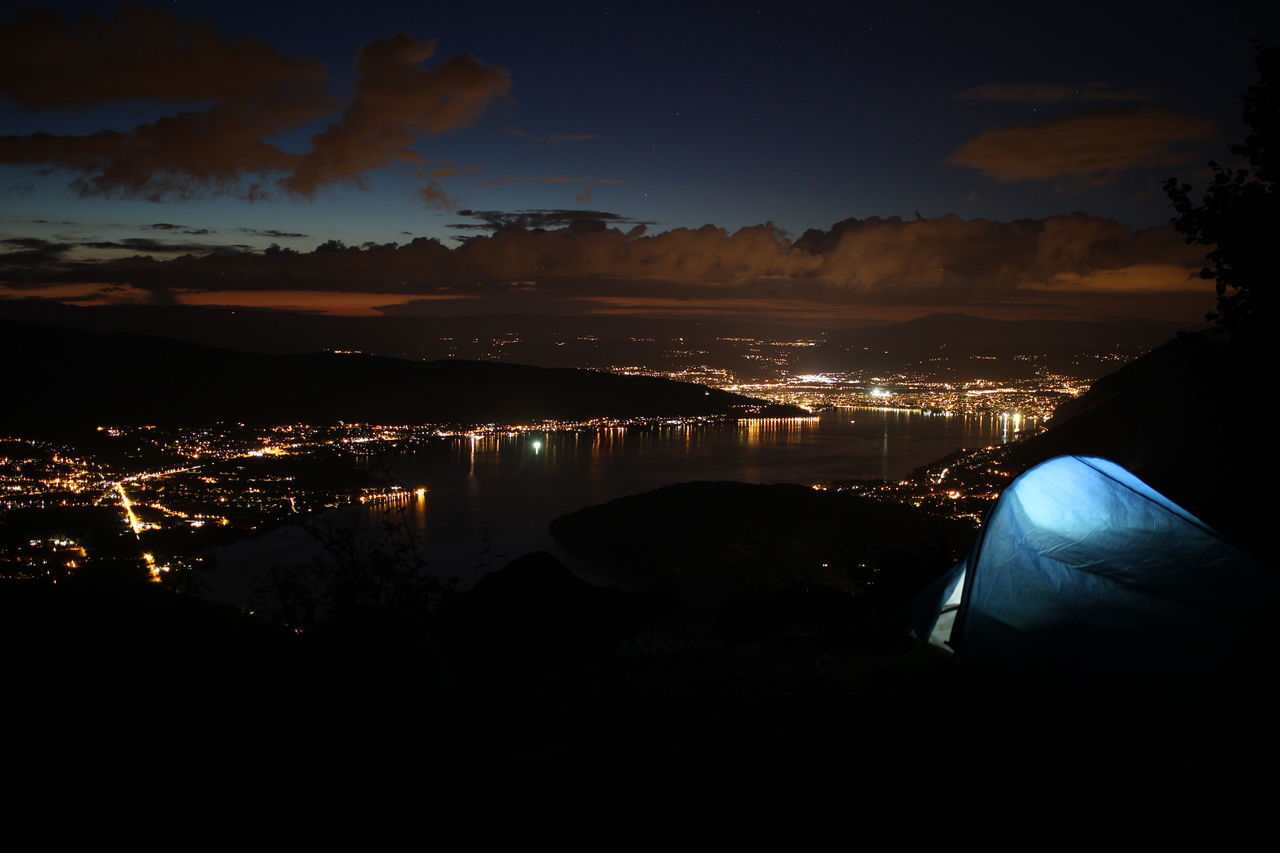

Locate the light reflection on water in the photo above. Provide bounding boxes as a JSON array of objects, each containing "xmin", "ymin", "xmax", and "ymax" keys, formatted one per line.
[{"xmin": 211, "ymin": 408, "xmax": 1022, "ymax": 596}]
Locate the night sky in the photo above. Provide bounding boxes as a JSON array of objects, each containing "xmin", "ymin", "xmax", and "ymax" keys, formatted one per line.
[{"xmin": 1, "ymin": 0, "xmax": 1276, "ymax": 324}]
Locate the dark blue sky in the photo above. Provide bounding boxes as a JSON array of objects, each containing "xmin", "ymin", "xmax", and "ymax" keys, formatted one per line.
[
  {"xmin": 4, "ymin": 1, "xmax": 1274, "ymax": 238},
  {"xmin": 0, "ymin": 1, "xmax": 1275, "ymax": 322}
]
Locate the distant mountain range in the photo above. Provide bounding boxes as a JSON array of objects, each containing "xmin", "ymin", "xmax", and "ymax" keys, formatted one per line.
[
  {"xmin": 826, "ymin": 312, "xmax": 1189, "ymax": 353},
  {"xmin": 0, "ymin": 301, "xmax": 1188, "ymax": 374},
  {"xmin": 0, "ymin": 319, "xmax": 797, "ymax": 431}
]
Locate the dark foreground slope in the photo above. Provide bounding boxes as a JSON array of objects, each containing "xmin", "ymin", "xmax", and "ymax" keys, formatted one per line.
[
  {"xmin": 4, "ymin": 555, "xmax": 1263, "ymax": 826},
  {"xmin": 550, "ymin": 481, "xmax": 974, "ymax": 608},
  {"xmin": 0, "ymin": 318, "xmax": 797, "ymax": 431}
]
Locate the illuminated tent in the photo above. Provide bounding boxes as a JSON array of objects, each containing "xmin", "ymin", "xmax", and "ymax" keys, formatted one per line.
[{"xmin": 912, "ymin": 455, "xmax": 1279, "ymax": 712}]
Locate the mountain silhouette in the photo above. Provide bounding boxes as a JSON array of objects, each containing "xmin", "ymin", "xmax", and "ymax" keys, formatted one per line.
[{"xmin": 0, "ymin": 318, "xmax": 799, "ymax": 431}]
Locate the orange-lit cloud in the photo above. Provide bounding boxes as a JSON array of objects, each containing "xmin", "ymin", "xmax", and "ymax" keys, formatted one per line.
[
  {"xmin": 0, "ymin": 5, "xmax": 327, "ymax": 109},
  {"xmin": 0, "ymin": 281, "xmax": 153, "ymax": 306},
  {"xmin": 175, "ymin": 289, "xmax": 474, "ymax": 316},
  {"xmin": 428, "ymin": 163, "xmax": 484, "ymax": 179},
  {"xmin": 3, "ymin": 213, "xmax": 1211, "ymax": 322},
  {"xmin": 282, "ymin": 35, "xmax": 508, "ymax": 196},
  {"xmin": 418, "ymin": 181, "xmax": 459, "ymax": 211},
  {"xmin": 0, "ymin": 8, "xmax": 507, "ymax": 201},
  {"xmin": 1026, "ymin": 263, "xmax": 1204, "ymax": 292},
  {"xmin": 950, "ymin": 108, "xmax": 1214, "ymax": 183}
]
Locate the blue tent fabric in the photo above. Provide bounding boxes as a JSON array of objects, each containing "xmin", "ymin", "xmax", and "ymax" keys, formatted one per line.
[
  {"xmin": 909, "ymin": 558, "xmax": 966, "ymax": 648},
  {"xmin": 913, "ymin": 455, "xmax": 1279, "ymax": 711}
]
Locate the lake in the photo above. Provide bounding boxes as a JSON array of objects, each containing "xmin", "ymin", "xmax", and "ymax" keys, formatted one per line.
[{"xmin": 209, "ymin": 407, "xmax": 1024, "ymax": 600}]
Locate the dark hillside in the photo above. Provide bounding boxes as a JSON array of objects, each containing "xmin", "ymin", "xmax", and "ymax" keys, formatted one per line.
[
  {"xmin": 550, "ymin": 481, "xmax": 974, "ymax": 609},
  {"xmin": 0, "ymin": 318, "xmax": 799, "ymax": 431},
  {"xmin": 1008, "ymin": 331, "xmax": 1276, "ymax": 556}
]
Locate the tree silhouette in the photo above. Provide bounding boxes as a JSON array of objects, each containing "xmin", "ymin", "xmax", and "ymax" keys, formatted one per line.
[{"xmin": 1165, "ymin": 42, "xmax": 1279, "ymax": 346}]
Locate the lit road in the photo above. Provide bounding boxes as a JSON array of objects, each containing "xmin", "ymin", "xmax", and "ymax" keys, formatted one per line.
[{"xmin": 114, "ymin": 482, "xmax": 159, "ymax": 581}]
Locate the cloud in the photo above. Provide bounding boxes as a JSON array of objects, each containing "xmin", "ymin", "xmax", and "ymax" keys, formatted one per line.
[
  {"xmin": 504, "ymin": 127, "xmax": 600, "ymax": 143},
  {"xmin": 418, "ymin": 181, "xmax": 459, "ymax": 211},
  {"xmin": 950, "ymin": 107, "xmax": 1215, "ymax": 183},
  {"xmin": 0, "ymin": 235, "xmax": 251, "ymax": 264},
  {"xmin": 576, "ymin": 186, "xmax": 593, "ymax": 203},
  {"xmin": 427, "ymin": 163, "xmax": 483, "ymax": 179},
  {"xmin": 0, "ymin": 7, "xmax": 507, "ymax": 201},
  {"xmin": 0, "ymin": 125, "xmax": 287, "ymax": 201},
  {"xmin": 148, "ymin": 223, "xmax": 213, "ymax": 235},
  {"xmin": 1025, "ymin": 262, "xmax": 1204, "ymax": 292},
  {"xmin": 239, "ymin": 228, "xmax": 308, "ymax": 239},
  {"xmin": 281, "ymin": 35, "xmax": 509, "ymax": 196},
  {"xmin": 2, "ymin": 213, "xmax": 1208, "ymax": 323},
  {"xmin": 0, "ymin": 5, "xmax": 327, "ymax": 110},
  {"xmin": 956, "ymin": 84, "xmax": 1154, "ymax": 102},
  {"xmin": 81, "ymin": 238, "xmax": 252, "ymax": 255},
  {"xmin": 0, "ymin": 281, "xmax": 155, "ymax": 307},
  {"xmin": 0, "ymin": 6, "xmax": 332, "ymax": 200},
  {"xmin": 790, "ymin": 213, "xmax": 1202, "ymax": 298},
  {"xmin": 0, "ymin": 237, "xmax": 75, "ymax": 265},
  {"xmin": 173, "ymin": 289, "xmax": 472, "ymax": 316},
  {"xmin": 449, "ymin": 209, "xmax": 652, "ymax": 231},
  {"xmin": 2, "ymin": 237, "xmax": 65, "ymax": 250}
]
